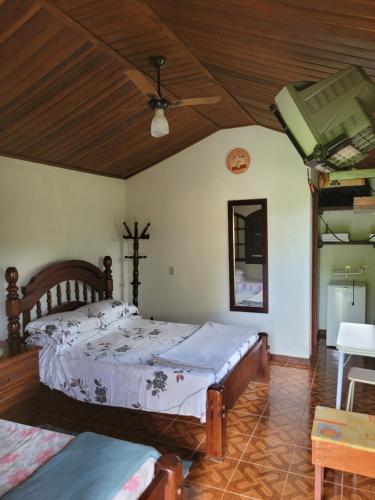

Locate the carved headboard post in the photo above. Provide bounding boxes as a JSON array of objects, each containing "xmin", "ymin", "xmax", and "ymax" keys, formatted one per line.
[
  {"xmin": 5, "ymin": 267, "xmax": 21, "ymax": 342},
  {"xmin": 103, "ymin": 256, "xmax": 113, "ymax": 299}
]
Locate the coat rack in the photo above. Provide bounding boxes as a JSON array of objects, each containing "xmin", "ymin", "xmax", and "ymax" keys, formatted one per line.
[{"xmin": 123, "ymin": 221, "xmax": 150, "ymax": 307}]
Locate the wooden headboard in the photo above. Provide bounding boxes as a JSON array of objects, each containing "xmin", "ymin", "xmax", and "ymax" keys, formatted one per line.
[{"xmin": 5, "ymin": 256, "xmax": 113, "ymax": 342}]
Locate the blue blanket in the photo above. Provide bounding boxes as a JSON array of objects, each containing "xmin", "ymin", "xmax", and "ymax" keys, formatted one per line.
[{"xmin": 4, "ymin": 432, "xmax": 160, "ymax": 500}]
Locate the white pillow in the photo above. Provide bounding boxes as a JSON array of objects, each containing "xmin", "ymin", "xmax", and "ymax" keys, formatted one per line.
[
  {"xmin": 25, "ymin": 300, "xmax": 138, "ymax": 353},
  {"xmin": 76, "ymin": 299, "xmax": 138, "ymax": 323},
  {"xmin": 25, "ymin": 312, "xmax": 102, "ymax": 354},
  {"xmin": 26, "ymin": 310, "xmax": 103, "ymax": 337},
  {"xmin": 25, "ymin": 328, "xmax": 93, "ymax": 353}
]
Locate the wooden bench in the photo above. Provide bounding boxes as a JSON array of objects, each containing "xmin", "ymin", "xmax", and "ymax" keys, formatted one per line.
[{"xmin": 311, "ymin": 406, "xmax": 375, "ymax": 500}]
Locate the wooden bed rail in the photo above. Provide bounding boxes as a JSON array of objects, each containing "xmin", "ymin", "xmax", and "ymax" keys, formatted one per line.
[
  {"xmin": 141, "ymin": 453, "xmax": 183, "ymax": 500},
  {"xmin": 206, "ymin": 332, "xmax": 269, "ymax": 458},
  {"xmin": 5, "ymin": 256, "xmax": 113, "ymax": 342}
]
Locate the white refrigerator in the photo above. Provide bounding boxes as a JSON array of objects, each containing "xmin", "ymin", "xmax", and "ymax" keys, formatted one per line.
[{"xmin": 326, "ymin": 281, "xmax": 366, "ymax": 347}]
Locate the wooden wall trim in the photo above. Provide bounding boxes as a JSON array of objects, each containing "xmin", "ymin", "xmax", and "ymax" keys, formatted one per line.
[
  {"xmin": 0, "ymin": 152, "xmax": 125, "ymax": 180},
  {"xmin": 270, "ymin": 353, "xmax": 311, "ymax": 367},
  {"xmin": 311, "ymin": 189, "xmax": 319, "ymax": 355}
]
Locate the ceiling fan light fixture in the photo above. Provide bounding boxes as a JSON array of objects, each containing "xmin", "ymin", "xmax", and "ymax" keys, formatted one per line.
[
  {"xmin": 151, "ymin": 108, "xmax": 169, "ymax": 138},
  {"xmin": 125, "ymin": 56, "xmax": 221, "ymax": 138}
]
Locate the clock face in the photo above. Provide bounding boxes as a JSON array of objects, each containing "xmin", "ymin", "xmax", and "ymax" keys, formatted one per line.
[{"xmin": 226, "ymin": 148, "xmax": 251, "ymax": 174}]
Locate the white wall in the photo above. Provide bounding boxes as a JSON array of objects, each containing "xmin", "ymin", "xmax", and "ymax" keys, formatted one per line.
[
  {"xmin": 126, "ymin": 126, "xmax": 312, "ymax": 358},
  {"xmin": 318, "ymin": 211, "xmax": 375, "ymax": 329},
  {"xmin": 0, "ymin": 157, "xmax": 127, "ymax": 340}
]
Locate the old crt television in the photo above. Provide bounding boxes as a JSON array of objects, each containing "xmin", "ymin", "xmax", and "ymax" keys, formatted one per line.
[{"xmin": 270, "ymin": 66, "xmax": 375, "ymax": 171}]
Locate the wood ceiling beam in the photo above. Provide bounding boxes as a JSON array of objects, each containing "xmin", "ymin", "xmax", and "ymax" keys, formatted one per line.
[
  {"xmin": 0, "ymin": 151, "xmax": 125, "ymax": 179},
  {"xmin": 139, "ymin": 0, "xmax": 257, "ymax": 125},
  {"xmin": 35, "ymin": 0, "xmax": 219, "ymax": 132},
  {"xmin": 0, "ymin": 1, "xmax": 44, "ymax": 47}
]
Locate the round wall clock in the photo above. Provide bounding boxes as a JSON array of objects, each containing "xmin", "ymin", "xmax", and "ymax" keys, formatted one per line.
[{"xmin": 226, "ymin": 148, "xmax": 251, "ymax": 174}]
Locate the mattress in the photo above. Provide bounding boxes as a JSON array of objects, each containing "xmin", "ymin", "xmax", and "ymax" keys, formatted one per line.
[
  {"xmin": 0, "ymin": 419, "xmax": 156, "ymax": 499},
  {"xmin": 38, "ymin": 317, "xmax": 258, "ymax": 422}
]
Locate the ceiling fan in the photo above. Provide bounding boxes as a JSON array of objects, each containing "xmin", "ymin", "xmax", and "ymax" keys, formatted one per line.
[{"xmin": 125, "ymin": 57, "xmax": 221, "ymax": 138}]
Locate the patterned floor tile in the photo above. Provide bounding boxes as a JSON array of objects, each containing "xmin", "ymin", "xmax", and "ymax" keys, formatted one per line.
[
  {"xmin": 306, "ymin": 390, "xmax": 337, "ymax": 407},
  {"xmin": 152, "ymin": 439, "xmax": 195, "ymax": 460},
  {"xmin": 289, "ymin": 446, "xmax": 314, "ymax": 477},
  {"xmin": 124, "ymin": 414, "xmax": 172, "ymax": 441},
  {"xmin": 225, "ymin": 431, "xmax": 251, "ymax": 459},
  {"xmin": 226, "ymin": 409, "xmax": 259, "ymax": 436},
  {"xmin": 343, "ymin": 473, "xmax": 375, "ymax": 492},
  {"xmin": 262, "ymin": 400, "xmax": 305, "ymax": 423},
  {"xmin": 221, "ymin": 492, "xmax": 252, "ymax": 499},
  {"xmin": 324, "ymin": 468, "xmax": 343, "ymax": 485},
  {"xmin": 295, "ymin": 424, "xmax": 312, "ymax": 449},
  {"xmin": 233, "ymin": 393, "xmax": 268, "ymax": 415},
  {"xmin": 353, "ymin": 401, "xmax": 375, "ymax": 414},
  {"xmin": 341, "ymin": 487, "xmax": 374, "ymax": 499},
  {"xmin": 269, "ymin": 359, "xmax": 288, "ymax": 367},
  {"xmin": 268, "ymin": 386, "xmax": 308, "ymax": 403},
  {"xmin": 245, "ymin": 382, "xmax": 270, "ymax": 399},
  {"xmin": 188, "ymin": 454, "xmax": 238, "ymax": 489},
  {"xmin": 281, "ymin": 473, "xmax": 342, "ymax": 499},
  {"xmin": 242, "ymin": 436, "xmax": 294, "ymax": 471},
  {"xmin": 253, "ymin": 416, "xmax": 300, "ymax": 444},
  {"xmin": 301, "ymin": 406, "xmax": 316, "ymax": 428},
  {"xmin": 227, "ymin": 461, "xmax": 287, "ymax": 498},
  {"xmin": 158, "ymin": 420, "xmax": 205, "ymax": 450},
  {"xmin": 199, "ymin": 430, "xmax": 250, "ymax": 460},
  {"xmin": 21, "ymin": 338, "xmax": 375, "ymax": 500},
  {"xmin": 184, "ymin": 481, "xmax": 225, "ymax": 499}
]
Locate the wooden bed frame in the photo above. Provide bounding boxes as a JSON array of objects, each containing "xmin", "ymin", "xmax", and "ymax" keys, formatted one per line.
[
  {"xmin": 142, "ymin": 453, "xmax": 183, "ymax": 500},
  {"xmin": 5, "ymin": 256, "xmax": 269, "ymax": 459}
]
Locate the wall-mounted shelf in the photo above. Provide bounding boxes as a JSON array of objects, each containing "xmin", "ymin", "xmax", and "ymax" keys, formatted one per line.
[{"xmin": 318, "ymin": 239, "xmax": 375, "ymax": 248}]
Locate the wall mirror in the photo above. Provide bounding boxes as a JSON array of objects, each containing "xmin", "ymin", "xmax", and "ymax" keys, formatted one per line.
[{"xmin": 228, "ymin": 199, "xmax": 268, "ymax": 313}]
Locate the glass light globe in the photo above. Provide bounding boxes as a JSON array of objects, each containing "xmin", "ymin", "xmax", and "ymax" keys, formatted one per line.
[{"xmin": 151, "ymin": 108, "xmax": 169, "ymax": 138}]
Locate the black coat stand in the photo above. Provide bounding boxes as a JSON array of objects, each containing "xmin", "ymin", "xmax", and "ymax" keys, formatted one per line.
[{"xmin": 123, "ymin": 221, "xmax": 150, "ymax": 307}]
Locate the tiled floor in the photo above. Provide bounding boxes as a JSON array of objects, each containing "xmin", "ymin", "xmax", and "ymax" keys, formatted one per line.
[{"xmin": 15, "ymin": 339, "xmax": 375, "ymax": 499}]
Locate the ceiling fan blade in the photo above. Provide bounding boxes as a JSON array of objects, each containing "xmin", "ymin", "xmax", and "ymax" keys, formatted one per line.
[
  {"xmin": 125, "ymin": 69, "xmax": 157, "ymax": 96},
  {"xmin": 169, "ymin": 96, "xmax": 222, "ymax": 107}
]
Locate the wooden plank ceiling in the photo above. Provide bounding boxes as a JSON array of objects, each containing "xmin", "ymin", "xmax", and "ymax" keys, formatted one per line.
[{"xmin": 0, "ymin": 0, "xmax": 374, "ymax": 178}]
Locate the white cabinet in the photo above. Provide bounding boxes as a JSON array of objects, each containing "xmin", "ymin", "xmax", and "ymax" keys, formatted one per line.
[{"xmin": 327, "ymin": 281, "xmax": 366, "ymax": 347}]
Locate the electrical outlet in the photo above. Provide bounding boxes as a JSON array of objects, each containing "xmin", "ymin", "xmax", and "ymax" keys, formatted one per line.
[{"xmin": 169, "ymin": 266, "xmax": 174, "ymax": 276}]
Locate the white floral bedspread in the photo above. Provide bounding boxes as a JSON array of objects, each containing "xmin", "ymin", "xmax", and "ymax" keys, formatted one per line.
[
  {"xmin": 39, "ymin": 317, "xmax": 258, "ymax": 422},
  {"xmin": 0, "ymin": 419, "xmax": 156, "ymax": 499}
]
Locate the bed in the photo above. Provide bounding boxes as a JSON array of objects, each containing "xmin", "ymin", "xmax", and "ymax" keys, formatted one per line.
[
  {"xmin": 5, "ymin": 256, "xmax": 269, "ymax": 459},
  {"xmin": 234, "ymin": 270, "xmax": 264, "ymax": 307},
  {"xmin": 0, "ymin": 418, "xmax": 183, "ymax": 500},
  {"xmin": 235, "ymin": 289, "xmax": 263, "ymax": 307}
]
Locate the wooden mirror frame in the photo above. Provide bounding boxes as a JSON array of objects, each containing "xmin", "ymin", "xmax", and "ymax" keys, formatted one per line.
[{"xmin": 228, "ymin": 199, "xmax": 269, "ymax": 313}]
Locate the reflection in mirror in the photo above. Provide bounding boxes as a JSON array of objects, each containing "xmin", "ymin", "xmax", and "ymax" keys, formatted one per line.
[{"xmin": 228, "ymin": 199, "xmax": 268, "ymax": 313}]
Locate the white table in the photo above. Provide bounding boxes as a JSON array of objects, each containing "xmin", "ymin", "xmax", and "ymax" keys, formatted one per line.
[{"xmin": 336, "ymin": 322, "xmax": 375, "ymax": 409}]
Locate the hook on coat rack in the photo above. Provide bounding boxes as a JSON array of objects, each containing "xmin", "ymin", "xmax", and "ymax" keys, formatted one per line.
[{"xmin": 123, "ymin": 221, "xmax": 150, "ymax": 307}]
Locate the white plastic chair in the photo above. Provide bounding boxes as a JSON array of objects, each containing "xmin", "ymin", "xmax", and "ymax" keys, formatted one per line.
[{"xmin": 346, "ymin": 367, "xmax": 375, "ymax": 411}]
